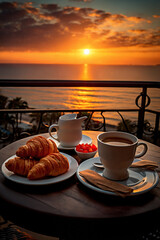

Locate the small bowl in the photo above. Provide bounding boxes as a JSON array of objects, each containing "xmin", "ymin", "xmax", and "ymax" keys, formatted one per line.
[{"xmin": 75, "ymin": 149, "xmax": 97, "ymax": 160}]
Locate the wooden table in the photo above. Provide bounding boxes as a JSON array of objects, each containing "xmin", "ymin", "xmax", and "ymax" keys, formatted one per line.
[{"xmin": 0, "ymin": 131, "xmax": 160, "ymax": 240}]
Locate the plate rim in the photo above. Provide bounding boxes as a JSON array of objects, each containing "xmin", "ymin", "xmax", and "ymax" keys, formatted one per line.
[
  {"xmin": 48, "ymin": 134, "xmax": 92, "ymax": 150},
  {"xmin": 1, "ymin": 152, "xmax": 78, "ymax": 186},
  {"xmin": 76, "ymin": 157, "xmax": 159, "ymax": 197}
]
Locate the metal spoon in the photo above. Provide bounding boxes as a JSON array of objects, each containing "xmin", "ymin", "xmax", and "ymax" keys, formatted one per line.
[
  {"xmin": 128, "ymin": 177, "xmax": 147, "ymax": 188},
  {"xmin": 93, "ymin": 162, "xmax": 104, "ymax": 168}
]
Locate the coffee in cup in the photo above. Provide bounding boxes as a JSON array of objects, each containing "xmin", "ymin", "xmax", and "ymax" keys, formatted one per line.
[
  {"xmin": 97, "ymin": 131, "xmax": 148, "ymax": 180},
  {"xmin": 102, "ymin": 137, "xmax": 133, "ymax": 146}
]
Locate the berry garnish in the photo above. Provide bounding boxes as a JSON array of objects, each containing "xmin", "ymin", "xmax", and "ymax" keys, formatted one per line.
[{"xmin": 76, "ymin": 143, "xmax": 97, "ymax": 153}]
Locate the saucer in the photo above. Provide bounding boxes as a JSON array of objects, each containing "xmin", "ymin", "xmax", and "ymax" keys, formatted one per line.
[
  {"xmin": 48, "ymin": 134, "xmax": 92, "ymax": 150},
  {"xmin": 76, "ymin": 157, "xmax": 159, "ymax": 196}
]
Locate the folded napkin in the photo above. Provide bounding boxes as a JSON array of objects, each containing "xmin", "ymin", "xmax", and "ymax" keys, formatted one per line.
[
  {"xmin": 130, "ymin": 160, "xmax": 158, "ymax": 171},
  {"xmin": 79, "ymin": 169, "xmax": 133, "ymax": 197}
]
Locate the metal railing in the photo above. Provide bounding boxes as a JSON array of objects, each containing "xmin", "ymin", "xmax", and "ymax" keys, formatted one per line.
[{"xmin": 0, "ymin": 80, "xmax": 160, "ymax": 146}]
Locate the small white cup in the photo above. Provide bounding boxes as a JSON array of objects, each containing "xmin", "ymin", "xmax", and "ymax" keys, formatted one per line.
[
  {"xmin": 97, "ymin": 131, "xmax": 148, "ymax": 180},
  {"xmin": 49, "ymin": 114, "xmax": 86, "ymax": 147}
]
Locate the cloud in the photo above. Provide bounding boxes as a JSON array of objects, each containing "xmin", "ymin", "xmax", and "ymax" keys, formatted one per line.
[
  {"xmin": 104, "ymin": 29, "xmax": 160, "ymax": 48},
  {"xmin": 0, "ymin": 1, "xmax": 159, "ymax": 52},
  {"xmin": 0, "ymin": 2, "xmax": 28, "ymax": 23},
  {"xmin": 69, "ymin": 0, "xmax": 93, "ymax": 2},
  {"xmin": 128, "ymin": 29, "xmax": 147, "ymax": 34},
  {"xmin": 153, "ymin": 15, "xmax": 160, "ymax": 18}
]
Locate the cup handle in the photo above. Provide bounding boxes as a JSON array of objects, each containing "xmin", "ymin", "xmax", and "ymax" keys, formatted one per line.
[
  {"xmin": 49, "ymin": 124, "xmax": 59, "ymax": 141},
  {"xmin": 135, "ymin": 142, "xmax": 148, "ymax": 158}
]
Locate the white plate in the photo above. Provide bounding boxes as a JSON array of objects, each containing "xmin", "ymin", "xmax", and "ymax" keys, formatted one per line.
[
  {"xmin": 76, "ymin": 157, "xmax": 159, "ymax": 196},
  {"xmin": 48, "ymin": 134, "xmax": 92, "ymax": 150},
  {"xmin": 2, "ymin": 153, "xmax": 78, "ymax": 186}
]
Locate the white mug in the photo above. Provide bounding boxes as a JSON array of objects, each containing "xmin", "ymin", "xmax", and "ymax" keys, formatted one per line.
[
  {"xmin": 97, "ymin": 131, "xmax": 148, "ymax": 180},
  {"xmin": 49, "ymin": 114, "xmax": 87, "ymax": 147}
]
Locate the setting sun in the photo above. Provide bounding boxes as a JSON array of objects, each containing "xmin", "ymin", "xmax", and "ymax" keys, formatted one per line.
[
  {"xmin": 84, "ymin": 49, "xmax": 90, "ymax": 55},
  {"xmin": 0, "ymin": 1, "xmax": 159, "ymax": 65}
]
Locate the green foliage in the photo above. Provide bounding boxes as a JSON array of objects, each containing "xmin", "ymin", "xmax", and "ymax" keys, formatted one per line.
[
  {"xmin": 0, "ymin": 95, "xmax": 8, "ymax": 109},
  {"xmin": 7, "ymin": 97, "xmax": 29, "ymax": 109},
  {"xmin": 117, "ymin": 118, "xmax": 153, "ymax": 134},
  {"xmin": 117, "ymin": 119, "xmax": 137, "ymax": 133}
]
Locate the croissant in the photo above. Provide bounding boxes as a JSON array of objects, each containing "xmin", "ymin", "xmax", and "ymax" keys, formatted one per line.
[
  {"xmin": 27, "ymin": 153, "xmax": 69, "ymax": 180},
  {"xmin": 16, "ymin": 136, "xmax": 59, "ymax": 159},
  {"xmin": 5, "ymin": 157, "xmax": 38, "ymax": 176}
]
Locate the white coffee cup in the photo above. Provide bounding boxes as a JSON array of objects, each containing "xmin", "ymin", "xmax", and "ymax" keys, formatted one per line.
[
  {"xmin": 49, "ymin": 113, "xmax": 87, "ymax": 147},
  {"xmin": 97, "ymin": 131, "xmax": 148, "ymax": 180}
]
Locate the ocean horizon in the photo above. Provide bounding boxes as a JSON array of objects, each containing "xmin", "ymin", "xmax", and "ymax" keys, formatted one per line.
[
  {"xmin": 0, "ymin": 63, "xmax": 160, "ymax": 81},
  {"xmin": 0, "ymin": 64, "xmax": 160, "ymax": 127}
]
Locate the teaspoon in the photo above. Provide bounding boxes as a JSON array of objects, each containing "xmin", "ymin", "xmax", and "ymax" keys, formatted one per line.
[{"xmin": 93, "ymin": 162, "xmax": 104, "ymax": 168}]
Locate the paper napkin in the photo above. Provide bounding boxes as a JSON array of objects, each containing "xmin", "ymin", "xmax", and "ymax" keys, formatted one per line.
[
  {"xmin": 130, "ymin": 160, "xmax": 158, "ymax": 171},
  {"xmin": 79, "ymin": 169, "xmax": 133, "ymax": 197}
]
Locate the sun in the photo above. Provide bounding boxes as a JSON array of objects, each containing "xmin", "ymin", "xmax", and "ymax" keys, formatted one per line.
[{"xmin": 84, "ymin": 49, "xmax": 90, "ymax": 55}]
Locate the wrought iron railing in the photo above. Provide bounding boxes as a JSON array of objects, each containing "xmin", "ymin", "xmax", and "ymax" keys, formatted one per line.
[{"xmin": 0, "ymin": 80, "xmax": 160, "ymax": 147}]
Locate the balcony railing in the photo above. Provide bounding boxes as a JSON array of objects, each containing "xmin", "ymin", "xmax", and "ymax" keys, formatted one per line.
[{"xmin": 0, "ymin": 80, "xmax": 160, "ymax": 147}]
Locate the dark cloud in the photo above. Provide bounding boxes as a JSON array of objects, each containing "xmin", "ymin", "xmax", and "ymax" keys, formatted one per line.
[
  {"xmin": 0, "ymin": 1, "xmax": 159, "ymax": 52},
  {"xmin": 69, "ymin": 0, "xmax": 93, "ymax": 2},
  {"xmin": 0, "ymin": 2, "xmax": 27, "ymax": 23},
  {"xmin": 105, "ymin": 30, "xmax": 160, "ymax": 48},
  {"xmin": 0, "ymin": 2, "xmax": 18, "ymax": 9},
  {"xmin": 41, "ymin": 4, "xmax": 61, "ymax": 12}
]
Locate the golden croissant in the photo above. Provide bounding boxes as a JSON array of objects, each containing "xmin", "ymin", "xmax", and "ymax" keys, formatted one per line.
[
  {"xmin": 16, "ymin": 136, "xmax": 59, "ymax": 159},
  {"xmin": 27, "ymin": 153, "xmax": 69, "ymax": 180},
  {"xmin": 5, "ymin": 157, "xmax": 37, "ymax": 177}
]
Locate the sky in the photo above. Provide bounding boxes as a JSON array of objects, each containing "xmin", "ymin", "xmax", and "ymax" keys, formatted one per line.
[{"xmin": 0, "ymin": 0, "xmax": 160, "ymax": 65}]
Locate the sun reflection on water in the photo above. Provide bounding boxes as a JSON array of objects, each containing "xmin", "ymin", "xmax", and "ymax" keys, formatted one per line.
[
  {"xmin": 81, "ymin": 63, "xmax": 91, "ymax": 80},
  {"xmin": 66, "ymin": 86, "xmax": 101, "ymax": 109}
]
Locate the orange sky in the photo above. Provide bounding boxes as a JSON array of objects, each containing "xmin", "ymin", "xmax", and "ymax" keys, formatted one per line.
[
  {"xmin": 1, "ymin": 47, "xmax": 160, "ymax": 65},
  {"xmin": 0, "ymin": 1, "xmax": 160, "ymax": 65}
]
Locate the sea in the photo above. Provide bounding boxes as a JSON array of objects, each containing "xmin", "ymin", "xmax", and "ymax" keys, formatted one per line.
[{"xmin": 0, "ymin": 64, "xmax": 160, "ymax": 127}]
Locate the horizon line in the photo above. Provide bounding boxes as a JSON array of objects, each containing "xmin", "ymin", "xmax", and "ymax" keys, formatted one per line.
[{"xmin": 0, "ymin": 63, "xmax": 160, "ymax": 67}]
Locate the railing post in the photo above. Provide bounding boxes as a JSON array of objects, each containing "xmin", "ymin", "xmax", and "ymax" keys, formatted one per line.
[
  {"xmin": 101, "ymin": 111, "xmax": 106, "ymax": 132},
  {"xmin": 137, "ymin": 87, "xmax": 147, "ymax": 139},
  {"xmin": 154, "ymin": 113, "xmax": 160, "ymax": 144},
  {"xmin": 37, "ymin": 112, "xmax": 43, "ymax": 134}
]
